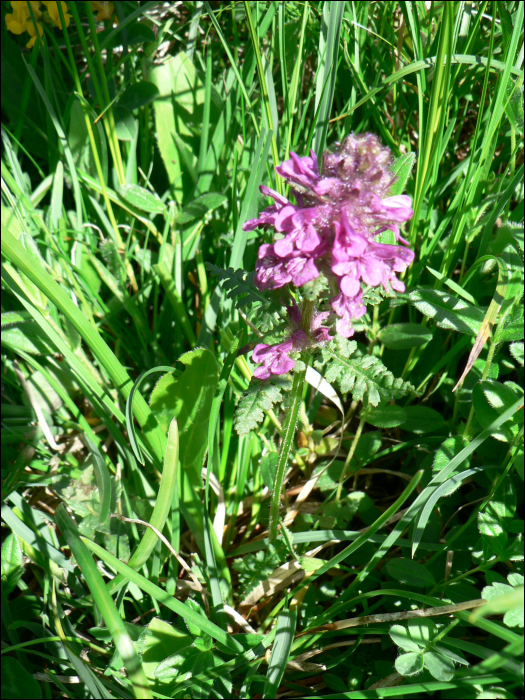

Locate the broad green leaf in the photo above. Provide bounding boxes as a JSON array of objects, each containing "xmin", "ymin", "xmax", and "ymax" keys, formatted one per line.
[
  {"xmin": 117, "ymin": 81, "xmax": 159, "ymax": 111},
  {"xmin": 118, "ymin": 183, "xmax": 166, "ymax": 214},
  {"xmin": 400, "ymin": 406, "xmax": 446, "ymax": 434},
  {"xmin": 113, "ymin": 105, "xmax": 138, "ymax": 141},
  {"xmin": 150, "ymin": 348, "xmax": 219, "ymax": 474},
  {"xmin": 176, "ymin": 193, "xmax": 227, "ymax": 224},
  {"xmin": 385, "ymin": 558, "xmax": 435, "ymax": 588},
  {"xmin": 423, "ymin": 651, "xmax": 455, "ymax": 681},
  {"xmin": 395, "ymin": 651, "xmax": 424, "ymax": 676},
  {"xmin": 1, "ymin": 657, "xmax": 42, "ymax": 700},
  {"xmin": 480, "ymin": 574, "xmax": 524, "ymax": 628},
  {"xmin": 432, "ymin": 644, "xmax": 469, "ymax": 666},
  {"xmin": 406, "ymin": 618, "xmax": 437, "ymax": 646},
  {"xmin": 145, "ymin": 52, "xmax": 206, "ymax": 204},
  {"xmin": 141, "ymin": 617, "xmax": 193, "ymax": 685},
  {"xmin": 378, "ymin": 323, "xmax": 433, "ymax": 349},
  {"xmin": 1, "ymin": 321, "xmax": 55, "ymax": 356},
  {"xmin": 473, "ymin": 380, "xmax": 524, "ymax": 442},
  {"xmin": 1, "ymin": 532, "xmax": 24, "ymax": 595},
  {"xmin": 323, "ymin": 673, "xmax": 348, "ymax": 693},
  {"xmin": 389, "ymin": 624, "xmax": 421, "ymax": 652},
  {"xmin": 409, "ymin": 288, "xmax": 484, "ymax": 335},
  {"xmin": 433, "ymin": 436, "xmax": 470, "ymax": 474},
  {"xmin": 478, "ymin": 478, "xmax": 516, "ymax": 546},
  {"xmin": 362, "ymin": 404, "xmax": 407, "ymax": 428}
]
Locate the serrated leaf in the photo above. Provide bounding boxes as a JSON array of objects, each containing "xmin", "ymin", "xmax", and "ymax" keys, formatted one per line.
[
  {"xmin": 314, "ymin": 337, "xmax": 415, "ymax": 406},
  {"xmin": 232, "ymin": 545, "xmax": 285, "ymax": 599},
  {"xmin": 234, "ymin": 377, "xmax": 291, "ymax": 436},
  {"xmin": 410, "ymin": 288, "xmax": 485, "ymax": 335},
  {"xmin": 259, "ymin": 452, "xmax": 278, "ymax": 491},
  {"xmin": 207, "ymin": 263, "xmax": 268, "ymax": 309}
]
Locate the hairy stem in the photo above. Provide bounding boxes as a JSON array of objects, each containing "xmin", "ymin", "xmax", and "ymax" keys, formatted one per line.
[{"xmin": 269, "ymin": 361, "xmax": 308, "ymax": 542}]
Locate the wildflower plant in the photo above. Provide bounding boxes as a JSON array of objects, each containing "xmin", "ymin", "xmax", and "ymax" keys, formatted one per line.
[{"xmin": 231, "ymin": 134, "xmax": 417, "ymax": 539}]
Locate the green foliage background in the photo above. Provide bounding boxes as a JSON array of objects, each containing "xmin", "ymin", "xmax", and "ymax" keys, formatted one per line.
[{"xmin": 1, "ymin": 2, "xmax": 523, "ymax": 699}]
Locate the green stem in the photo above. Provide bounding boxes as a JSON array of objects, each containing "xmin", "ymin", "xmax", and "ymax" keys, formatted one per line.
[{"xmin": 269, "ymin": 362, "xmax": 308, "ymax": 542}]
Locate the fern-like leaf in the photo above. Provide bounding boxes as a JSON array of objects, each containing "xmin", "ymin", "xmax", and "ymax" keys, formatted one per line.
[
  {"xmin": 234, "ymin": 377, "xmax": 291, "ymax": 436},
  {"xmin": 314, "ymin": 337, "xmax": 415, "ymax": 406},
  {"xmin": 206, "ymin": 263, "xmax": 267, "ymax": 309}
]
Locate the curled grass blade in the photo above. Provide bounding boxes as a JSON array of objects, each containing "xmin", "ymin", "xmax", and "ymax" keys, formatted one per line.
[{"xmin": 108, "ymin": 417, "xmax": 178, "ymax": 595}]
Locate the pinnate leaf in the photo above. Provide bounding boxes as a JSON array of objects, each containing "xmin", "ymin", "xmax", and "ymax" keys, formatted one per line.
[
  {"xmin": 234, "ymin": 377, "xmax": 291, "ymax": 436},
  {"xmin": 314, "ymin": 337, "xmax": 415, "ymax": 406}
]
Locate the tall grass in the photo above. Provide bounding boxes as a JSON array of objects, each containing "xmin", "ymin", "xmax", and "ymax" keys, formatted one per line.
[{"xmin": 1, "ymin": 2, "xmax": 523, "ymax": 699}]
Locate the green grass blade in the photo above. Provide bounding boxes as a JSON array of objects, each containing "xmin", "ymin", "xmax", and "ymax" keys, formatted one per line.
[
  {"xmin": 55, "ymin": 505, "xmax": 152, "ymax": 699},
  {"xmin": 263, "ymin": 607, "xmax": 297, "ymax": 699},
  {"xmin": 108, "ymin": 417, "xmax": 178, "ymax": 594},
  {"xmin": 313, "ymin": 1, "xmax": 344, "ymax": 155},
  {"xmin": 80, "ymin": 535, "xmax": 246, "ymax": 656}
]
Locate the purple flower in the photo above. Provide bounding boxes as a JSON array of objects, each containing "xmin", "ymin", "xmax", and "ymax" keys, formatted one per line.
[
  {"xmin": 331, "ymin": 214, "xmax": 415, "ymax": 297},
  {"xmin": 251, "ymin": 304, "xmax": 333, "ymax": 379},
  {"xmin": 275, "ymin": 150, "xmax": 320, "ymax": 191},
  {"xmin": 245, "ymin": 133, "xmax": 415, "ymax": 346},
  {"xmin": 243, "ymin": 186, "xmax": 292, "ymax": 231},
  {"xmin": 254, "ymin": 244, "xmax": 320, "ymax": 290},
  {"xmin": 252, "ymin": 338, "xmax": 296, "ymax": 380}
]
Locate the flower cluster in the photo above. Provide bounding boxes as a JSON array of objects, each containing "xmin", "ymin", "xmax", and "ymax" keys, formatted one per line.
[
  {"xmin": 5, "ymin": 2, "xmax": 116, "ymax": 48},
  {"xmin": 5, "ymin": 1, "xmax": 71, "ymax": 47},
  {"xmin": 244, "ymin": 134, "xmax": 414, "ymax": 341}
]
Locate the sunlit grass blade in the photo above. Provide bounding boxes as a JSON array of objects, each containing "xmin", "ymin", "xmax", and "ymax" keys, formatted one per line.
[
  {"xmin": 108, "ymin": 417, "xmax": 178, "ymax": 595},
  {"xmin": 55, "ymin": 504, "xmax": 152, "ymax": 699},
  {"xmin": 263, "ymin": 607, "xmax": 297, "ymax": 699}
]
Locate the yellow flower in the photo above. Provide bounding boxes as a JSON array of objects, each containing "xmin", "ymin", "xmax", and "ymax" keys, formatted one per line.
[
  {"xmin": 90, "ymin": 1, "xmax": 115, "ymax": 23},
  {"xmin": 26, "ymin": 19, "xmax": 44, "ymax": 48},
  {"xmin": 5, "ymin": 1, "xmax": 30, "ymax": 35},
  {"xmin": 42, "ymin": 1, "xmax": 70, "ymax": 29}
]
